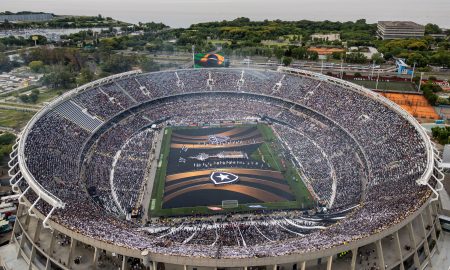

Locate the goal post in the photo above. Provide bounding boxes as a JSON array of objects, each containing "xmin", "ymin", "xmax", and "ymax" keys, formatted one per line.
[{"xmin": 222, "ymin": 200, "xmax": 238, "ymax": 208}]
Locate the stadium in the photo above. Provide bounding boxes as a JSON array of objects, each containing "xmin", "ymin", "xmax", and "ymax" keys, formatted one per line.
[{"xmin": 6, "ymin": 67, "xmax": 445, "ymax": 270}]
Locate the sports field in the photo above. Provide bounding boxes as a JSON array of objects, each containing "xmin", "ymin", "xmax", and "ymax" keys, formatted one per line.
[{"xmin": 149, "ymin": 123, "xmax": 314, "ymax": 217}]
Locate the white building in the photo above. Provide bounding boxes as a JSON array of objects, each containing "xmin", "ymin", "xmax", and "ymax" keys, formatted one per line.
[{"xmin": 311, "ymin": 33, "xmax": 340, "ymax": 42}]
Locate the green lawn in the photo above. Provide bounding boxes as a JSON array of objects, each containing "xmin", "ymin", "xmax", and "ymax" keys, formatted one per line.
[
  {"xmin": 256, "ymin": 124, "xmax": 313, "ymax": 208},
  {"xmin": 36, "ymin": 89, "xmax": 64, "ymax": 104},
  {"xmin": 150, "ymin": 127, "xmax": 172, "ymax": 215},
  {"xmin": 251, "ymin": 142, "xmax": 281, "ymax": 171},
  {"xmin": 0, "ymin": 109, "xmax": 35, "ymax": 129},
  {"xmin": 0, "ymin": 85, "xmax": 40, "ymax": 98},
  {"xmin": 350, "ymin": 80, "xmax": 417, "ymax": 91}
]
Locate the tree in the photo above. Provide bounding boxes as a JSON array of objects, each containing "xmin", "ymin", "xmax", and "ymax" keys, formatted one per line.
[
  {"xmin": 431, "ymin": 126, "xmax": 450, "ymax": 144},
  {"xmin": 0, "ymin": 52, "xmax": 13, "ymax": 72},
  {"xmin": 425, "ymin": 23, "xmax": 442, "ymax": 35},
  {"xmin": 42, "ymin": 66, "xmax": 75, "ymax": 89},
  {"xmin": 19, "ymin": 95, "xmax": 29, "ymax": 103},
  {"xmin": 331, "ymin": 51, "xmax": 344, "ymax": 60},
  {"xmin": 282, "ymin": 57, "xmax": 293, "ymax": 66},
  {"xmin": 274, "ymin": 48, "xmax": 285, "ymax": 60},
  {"xmin": 422, "ymin": 82, "xmax": 443, "ymax": 93},
  {"xmin": 308, "ymin": 51, "xmax": 319, "ymax": 61},
  {"xmin": 346, "ymin": 52, "xmax": 368, "ymax": 64},
  {"xmin": 28, "ymin": 60, "xmax": 45, "ymax": 73},
  {"xmin": 76, "ymin": 68, "xmax": 95, "ymax": 85},
  {"xmin": 101, "ymin": 54, "xmax": 134, "ymax": 74},
  {"xmin": 406, "ymin": 52, "xmax": 428, "ymax": 67},
  {"xmin": 371, "ymin": 53, "xmax": 384, "ymax": 64},
  {"xmin": 0, "ymin": 132, "xmax": 16, "ymax": 164},
  {"xmin": 291, "ymin": 47, "xmax": 308, "ymax": 60},
  {"xmin": 421, "ymin": 82, "xmax": 442, "ymax": 106},
  {"xmin": 28, "ymin": 91, "xmax": 39, "ymax": 103},
  {"xmin": 140, "ymin": 57, "xmax": 160, "ymax": 72},
  {"xmin": 407, "ymin": 41, "xmax": 427, "ymax": 51},
  {"xmin": 430, "ymin": 51, "xmax": 450, "ymax": 68},
  {"xmin": 0, "ymin": 133, "xmax": 15, "ymax": 145},
  {"xmin": 19, "ymin": 89, "xmax": 39, "ymax": 103}
]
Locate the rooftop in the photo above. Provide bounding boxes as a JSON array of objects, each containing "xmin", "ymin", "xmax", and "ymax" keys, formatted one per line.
[{"xmin": 378, "ymin": 21, "xmax": 425, "ymax": 29}]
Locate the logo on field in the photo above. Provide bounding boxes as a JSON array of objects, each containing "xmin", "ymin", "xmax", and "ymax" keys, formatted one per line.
[
  {"xmin": 210, "ymin": 171, "xmax": 239, "ymax": 185},
  {"xmin": 208, "ymin": 135, "xmax": 230, "ymax": 144}
]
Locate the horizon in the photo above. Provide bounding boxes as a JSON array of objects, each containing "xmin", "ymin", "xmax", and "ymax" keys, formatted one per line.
[{"xmin": 2, "ymin": 0, "xmax": 450, "ymax": 28}]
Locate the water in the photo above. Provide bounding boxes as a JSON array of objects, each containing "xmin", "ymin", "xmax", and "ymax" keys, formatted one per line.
[{"xmin": 2, "ymin": 0, "xmax": 450, "ymax": 28}]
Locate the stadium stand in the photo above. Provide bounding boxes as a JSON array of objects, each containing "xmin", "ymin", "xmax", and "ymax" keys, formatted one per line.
[
  {"xmin": 53, "ymin": 100, "xmax": 103, "ymax": 132},
  {"xmin": 5, "ymin": 68, "xmax": 444, "ymax": 270}
]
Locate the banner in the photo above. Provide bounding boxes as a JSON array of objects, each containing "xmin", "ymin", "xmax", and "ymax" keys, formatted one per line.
[{"xmin": 194, "ymin": 53, "xmax": 229, "ymax": 68}]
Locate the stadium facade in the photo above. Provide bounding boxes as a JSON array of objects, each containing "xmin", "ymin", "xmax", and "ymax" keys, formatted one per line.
[{"xmin": 4, "ymin": 67, "xmax": 446, "ymax": 270}]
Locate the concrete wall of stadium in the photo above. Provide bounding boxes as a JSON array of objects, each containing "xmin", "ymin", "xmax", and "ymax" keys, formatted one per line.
[{"xmin": 8, "ymin": 196, "xmax": 444, "ymax": 270}]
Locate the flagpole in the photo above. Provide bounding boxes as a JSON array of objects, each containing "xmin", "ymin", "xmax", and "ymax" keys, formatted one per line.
[
  {"xmin": 375, "ymin": 70, "xmax": 380, "ymax": 90},
  {"xmin": 410, "ymin": 61, "xmax": 416, "ymax": 82},
  {"xmin": 370, "ymin": 60, "xmax": 375, "ymax": 80},
  {"xmin": 418, "ymin": 72, "xmax": 423, "ymax": 92},
  {"xmin": 192, "ymin": 45, "xmax": 195, "ymax": 69}
]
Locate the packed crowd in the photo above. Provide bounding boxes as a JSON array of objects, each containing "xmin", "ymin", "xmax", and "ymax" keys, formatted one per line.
[{"xmin": 19, "ymin": 68, "xmax": 432, "ymax": 259}]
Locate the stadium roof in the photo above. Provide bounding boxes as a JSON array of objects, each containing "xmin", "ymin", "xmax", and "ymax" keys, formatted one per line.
[{"xmin": 378, "ymin": 21, "xmax": 425, "ymax": 29}]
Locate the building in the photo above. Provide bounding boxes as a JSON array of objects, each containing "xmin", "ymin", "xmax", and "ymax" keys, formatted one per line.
[
  {"xmin": 310, "ymin": 33, "xmax": 340, "ymax": 42},
  {"xmin": 0, "ymin": 13, "xmax": 53, "ymax": 22},
  {"xmin": 395, "ymin": 58, "xmax": 412, "ymax": 75},
  {"xmin": 377, "ymin": 21, "xmax": 425, "ymax": 40},
  {"xmin": 347, "ymin": 46, "xmax": 381, "ymax": 59}
]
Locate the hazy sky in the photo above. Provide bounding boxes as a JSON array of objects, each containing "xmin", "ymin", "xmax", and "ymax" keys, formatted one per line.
[{"xmin": 1, "ymin": 0, "xmax": 449, "ymax": 28}]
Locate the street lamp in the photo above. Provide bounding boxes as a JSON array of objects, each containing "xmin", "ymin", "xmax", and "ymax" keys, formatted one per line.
[{"xmin": 418, "ymin": 72, "xmax": 424, "ymax": 92}]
